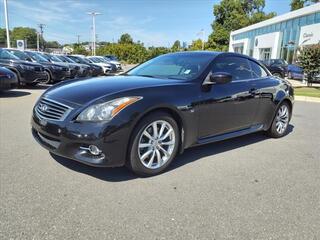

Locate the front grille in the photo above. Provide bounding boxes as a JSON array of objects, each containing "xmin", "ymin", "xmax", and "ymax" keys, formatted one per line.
[{"xmin": 35, "ymin": 98, "xmax": 72, "ymax": 121}]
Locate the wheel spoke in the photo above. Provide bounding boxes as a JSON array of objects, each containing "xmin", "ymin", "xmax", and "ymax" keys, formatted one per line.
[
  {"xmin": 160, "ymin": 140, "xmax": 175, "ymax": 146},
  {"xmin": 158, "ymin": 145, "xmax": 170, "ymax": 159},
  {"xmin": 141, "ymin": 149, "xmax": 153, "ymax": 161},
  {"xmin": 158, "ymin": 123, "xmax": 166, "ymax": 139},
  {"xmin": 147, "ymin": 151, "xmax": 156, "ymax": 168},
  {"xmin": 160, "ymin": 128, "xmax": 173, "ymax": 141},
  {"xmin": 143, "ymin": 130, "xmax": 154, "ymax": 141},
  {"xmin": 152, "ymin": 122, "xmax": 158, "ymax": 139},
  {"xmin": 155, "ymin": 149, "xmax": 162, "ymax": 166},
  {"xmin": 139, "ymin": 143, "xmax": 152, "ymax": 148}
]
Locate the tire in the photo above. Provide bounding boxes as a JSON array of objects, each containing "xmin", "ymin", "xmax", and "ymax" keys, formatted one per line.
[
  {"xmin": 43, "ymin": 70, "xmax": 52, "ymax": 84},
  {"xmin": 273, "ymin": 72, "xmax": 282, "ymax": 78},
  {"xmin": 267, "ymin": 102, "xmax": 291, "ymax": 138},
  {"xmin": 127, "ymin": 112, "xmax": 180, "ymax": 176}
]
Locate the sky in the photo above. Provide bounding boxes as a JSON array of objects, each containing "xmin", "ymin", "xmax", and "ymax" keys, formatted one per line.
[{"xmin": 0, "ymin": 0, "xmax": 292, "ymax": 47}]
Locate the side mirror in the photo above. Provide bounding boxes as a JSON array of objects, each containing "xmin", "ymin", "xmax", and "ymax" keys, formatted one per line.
[
  {"xmin": 27, "ymin": 57, "xmax": 33, "ymax": 62},
  {"xmin": 205, "ymin": 72, "xmax": 232, "ymax": 85}
]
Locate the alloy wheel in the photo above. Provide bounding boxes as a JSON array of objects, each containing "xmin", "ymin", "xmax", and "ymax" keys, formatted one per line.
[
  {"xmin": 275, "ymin": 105, "xmax": 289, "ymax": 134},
  {"xmin": 138, "ymin": 120, "xmax": 176, "ymax": 169}
]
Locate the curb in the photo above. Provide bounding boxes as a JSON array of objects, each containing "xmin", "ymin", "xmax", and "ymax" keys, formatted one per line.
[{"xmin": 295, "ymin": 96, "xmax": 320, "ymax": 103}]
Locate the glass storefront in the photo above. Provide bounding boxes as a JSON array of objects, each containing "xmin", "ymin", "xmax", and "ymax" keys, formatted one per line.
[{"xmin": 232, "ymin": 12, "xmax": 320, "ymax": 63}]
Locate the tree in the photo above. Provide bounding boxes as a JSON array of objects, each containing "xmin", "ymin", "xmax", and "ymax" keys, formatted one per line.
[
  {"xmin": 189, "ymin": 39, "xmax": 204, "ymax": 50},
  {"xmin": 0, "ymin": 28, "xmax": 8, "ymax": 47},
  {"xmin": 118, "ymin": 33, "xmax": 133, "ymax": 44},
  {"xmin": 72, "ymin": 44, "xmax": 88, "ymax": 55},
  {"xmin": 11, "ymin": 27, "xmax": 37, "ymax": 48},
  {"xmin": 207, "ymin": 0, "xmax": 276, "ymax": 51},
  {"xmin": 45, "ymin": 41, "xmax": 60, "ymax": 49},
  {"xmin": 297, "ymin": 44, "xmax": 320, "ymax": 86},
  {"xmin": 290, "ymin": 0, "xmax": 319, "ymax": 11},
  {"xmin": 172, "ymin": 40, "xmax": 181, "ymax": 51}
]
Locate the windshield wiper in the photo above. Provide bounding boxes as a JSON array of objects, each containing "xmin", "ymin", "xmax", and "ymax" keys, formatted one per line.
[{"xmin": 135, "ymin": 74, "xmax": 156, "ymax": 78}]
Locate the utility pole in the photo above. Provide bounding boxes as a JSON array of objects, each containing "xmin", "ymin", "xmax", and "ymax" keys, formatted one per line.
[
  {"xmin": 38, "ymin": 23, "xmax": 45, "ymax": 51},
  {"xmin": 200, "ymin": 29, "xmax": 205, "ymax": 50},
  {"xmin": 37, "ymin": 32, "xmax": 40, "ymax": 51},
  {"xmin": 77, "ymin": 35, "xmax": 80, "ymax": 44},
  {"xmin": 3, "ymin": 0, "xmax": 11, "ymax": 48},
  {"xmin": 87, "ymin": 12, "xmax": 101, "ymax": 56}
]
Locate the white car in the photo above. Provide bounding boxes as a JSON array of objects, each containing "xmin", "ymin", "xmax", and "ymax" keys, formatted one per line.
[
  {"xmin": 104, "ymin": 55, "xmax": 122, "ymax": 71},
  {"xmin": 86, "ymin": 56, "xmax": 112, "ymax": 75}
]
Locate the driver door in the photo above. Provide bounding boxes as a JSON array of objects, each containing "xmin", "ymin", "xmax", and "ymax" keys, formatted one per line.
[{"xmin": 198, "ymin": 56, "xmax": 259, "ymax": 139}]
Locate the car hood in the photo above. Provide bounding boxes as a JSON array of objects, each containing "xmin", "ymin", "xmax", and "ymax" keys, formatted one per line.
[
  {"xmin": 44, "ymin": 75, "xmax": 187, "ymax": 105},
  {"xmin": 0, "ymin": 58, "xmax": 43, "ymax": 66}
]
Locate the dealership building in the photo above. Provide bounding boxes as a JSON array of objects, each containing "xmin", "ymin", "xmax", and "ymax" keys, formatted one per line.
[{"xmin": 229, "ymin": 3, "xmax": 320, "ymax": 63}]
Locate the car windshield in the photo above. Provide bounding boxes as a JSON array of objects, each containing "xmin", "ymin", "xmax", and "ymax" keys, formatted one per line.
[
  {"xmin": 106, "ymin": 56, "xmax": 118, "ymax": 61},
  {"xmin": 7, "ymin": 50, "xmax": 29, "ymax": 61},
  {"xmin": 63, "ymin": 56, "xmax": 76, "ymax": 63},
  {"xmin": 272, "ymin": 59, "xmax": 288, "ymax": 65},
  {"xmin": 88, "ymin": 57, "xmax": 101, "ymax": 63},
  {"xmin": 0, "ymin": 49, "xmax": 21, "ymax": 60},
  {"xmin": 27, "ymin": 52, "xmax": 49, "ymax": 62},
  {"xmin": 48, "ymin": 55, "xmax": 63, "ymax": 62},
  {"xmin": 127, "ymin": 53, "xmax": 214, "ymax": 80}
]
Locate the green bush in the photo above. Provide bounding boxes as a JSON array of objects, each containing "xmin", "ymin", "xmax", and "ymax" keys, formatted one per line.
[{"xmin": 298, "ymin": 44, "xmax": 320, "ymax": 86}]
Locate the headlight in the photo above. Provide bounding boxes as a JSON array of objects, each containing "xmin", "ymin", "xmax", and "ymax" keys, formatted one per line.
[
  {"xmin": 21, "ymin": 65, "xmax": 34, "ymax": 70},
  {"xmin": 52, "ymin": 66, "xmax": 63, "ymax": 70},
  {"xmin": 77, "ymin": 96, "xmax": 142, "ymax": 121}
]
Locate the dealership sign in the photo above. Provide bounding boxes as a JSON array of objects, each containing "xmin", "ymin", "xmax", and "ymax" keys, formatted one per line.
[
  {"xmin": 299, "ymin": 23, "xmax": 320, "ymax": 46},
  {"xmin": 16, "ymin": 40, "xmax": 25, "ymax": 50}
]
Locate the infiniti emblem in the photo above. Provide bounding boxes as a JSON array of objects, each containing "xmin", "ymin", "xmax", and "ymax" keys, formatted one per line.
[{"xmin": 39, "ymin": 103, "xmax": 48, "ymax": 112}]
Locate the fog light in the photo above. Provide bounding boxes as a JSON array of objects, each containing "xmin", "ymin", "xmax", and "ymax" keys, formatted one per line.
[
  {"xmin": 88, "ymin": 145, "xmax": 102, "ymax": 156},
  {"xmin": 80, "ymin": 145, "xmax": 102, "ymax": 156}
]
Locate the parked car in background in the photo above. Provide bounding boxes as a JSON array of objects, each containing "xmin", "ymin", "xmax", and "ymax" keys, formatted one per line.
[
  {"xmin": 287, "ymin": 64, "xmax": 304, "ymax": 80},
  {"xmin": 104, "ymin": 55, "xmax": 122, "ymax": 71},
  {"xmin": 67, "ymin": 55, "xmax": 103, "ymax": 77},
  {"xmin": 40, "ymin": 53, "xmax": 80, "ymax": 79},
  {"xmin": 0, "ymin": 48, "xmax": 47, "ymax": 86},
  {"xmin": 31, "ymin": 52, "xmax": 294, "ymax": 176},
  {"xmin": 0, "ymin": 66, "xmax": 18, "ymax": 90},
  {"xmin": 260, "ymin": 59, "xmax": 288, "ymax": 78},
  {"xmin": 7, "ymin": 49, "xmax": 70, "ymax": 84},
  {"xmin": 55, "ymin": 55, "xmax": 91, "ymax": 78},
  {"xmin": 86, "ymin": 56, "xmax": 113, "ymax": 75}
]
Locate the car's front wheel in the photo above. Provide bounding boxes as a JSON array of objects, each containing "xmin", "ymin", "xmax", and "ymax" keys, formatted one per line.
[
  {"xmin": 267, "ymin": 102, "xmax": 291, "ymax": 138},
  {"xmin": 128, "ymin": 112, "xmax": 179, "ymax": 176}
]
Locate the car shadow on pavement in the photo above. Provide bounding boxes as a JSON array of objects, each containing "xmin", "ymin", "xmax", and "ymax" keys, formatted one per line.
[
  {"xmin": 51, "ymin": 125, "xmax": 294, "ymax": 182},
  {"xmin": 0, "ymin": 90, "xmax": 31, "ymax": 98}
]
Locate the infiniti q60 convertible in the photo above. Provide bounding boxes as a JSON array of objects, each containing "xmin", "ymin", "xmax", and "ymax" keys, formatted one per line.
[{"xmin": 31, "ymin": 52, "xmax": 294, "ymax": 176}]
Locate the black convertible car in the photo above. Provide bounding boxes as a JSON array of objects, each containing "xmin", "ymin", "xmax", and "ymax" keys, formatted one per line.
[{"xmin": 31, "ymin": 52, "xmax": 294, "ymax": 176}]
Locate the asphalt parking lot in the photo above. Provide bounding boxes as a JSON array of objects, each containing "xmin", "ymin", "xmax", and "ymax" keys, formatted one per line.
[{"xmin": 1, "ymin": 86, "xmax": 319, "ymax": 240}]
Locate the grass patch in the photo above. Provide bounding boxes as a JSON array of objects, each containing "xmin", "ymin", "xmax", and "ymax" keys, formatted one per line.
[{"xmin": 295, "ymin": 87, "xmax": 320, "ymax": 98}]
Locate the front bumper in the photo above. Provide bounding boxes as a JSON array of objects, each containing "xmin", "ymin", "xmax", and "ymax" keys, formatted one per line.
[
  {"xmin": 31, "ymin": 110, "xmax": 130, "ymax": 167},
  {"xmin": 0, "ymin": 76, "xmax": 18, "ymax": 90}
]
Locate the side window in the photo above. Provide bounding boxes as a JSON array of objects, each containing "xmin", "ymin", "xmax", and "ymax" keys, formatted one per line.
[
  {"xmin": 212, "ymin": 56, "xmax": 252, "ymax": 81},
  {"xmin": 249, "ymin": 60, "xmax": 268, "ymax": 78}
]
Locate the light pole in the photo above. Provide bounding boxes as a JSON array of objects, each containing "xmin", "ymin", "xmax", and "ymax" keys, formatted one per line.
[
  {"xmin": 3, "ymin": 0, "xmax": 10, "ymax": 48},
  {"xmin": 87, "ymin": 12, "xmax": 101, "ymax": 56},
  {"xmin": 197, "ymin": 29, "xmax": 205, "ymax": 50}
]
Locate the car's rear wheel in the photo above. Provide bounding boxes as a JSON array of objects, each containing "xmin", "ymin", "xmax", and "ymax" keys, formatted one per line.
[
  {"xmin": 267, "ymin": 102, "xmax": 291, "ymax": 138},
  {"xmin": 273, "ymin": 72, "xmax": 282, "ymax": 78},
  {"xmin": 127, "ymin": 112, "xmax": 179, "ymax": 176},
  {"xmin": 43, "ymin": 70, "xmax": 52, "ymax": 84}
]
